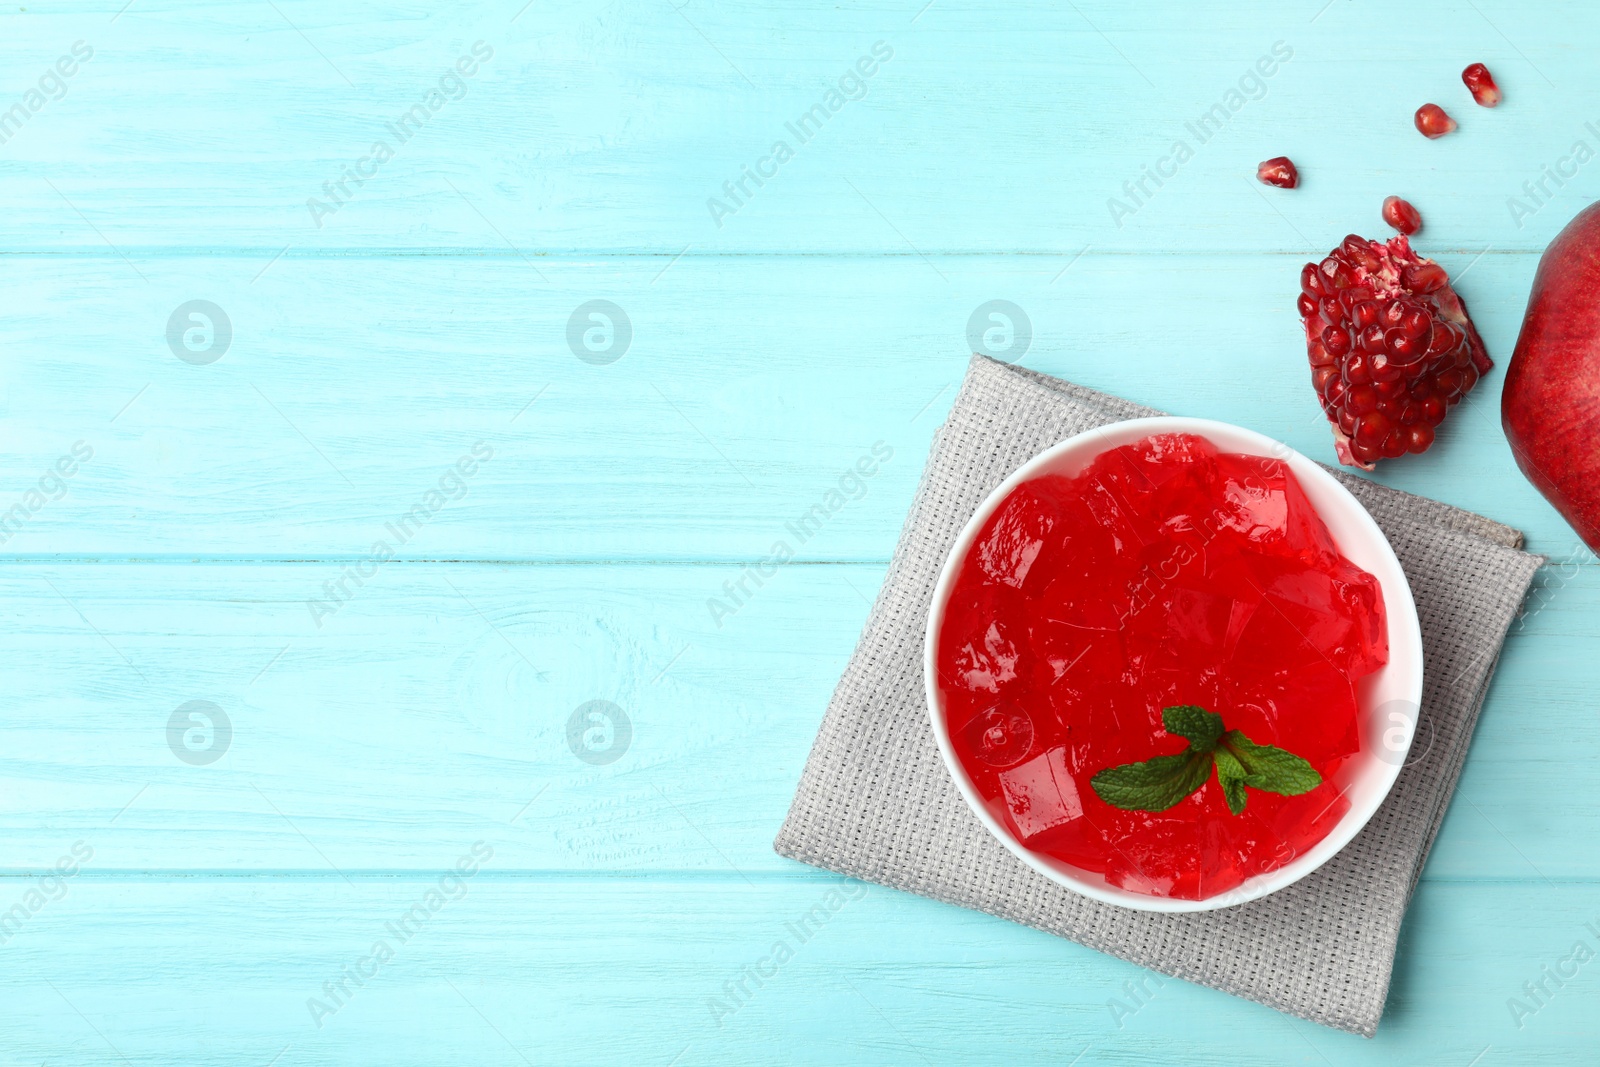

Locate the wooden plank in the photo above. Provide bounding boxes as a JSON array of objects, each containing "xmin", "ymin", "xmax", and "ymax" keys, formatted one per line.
[
  {"xmin": 2, "ymin": 251, "xmax": 1581, "ymax": 558},
  {"xmin": 0, "ymin": 560, "xmax": 1589, "ymax": 877},
  {"xmin": 1, "ymin": 875, "xmax": 1594, "ymax": 1064},
  {"xmin": 0, "ymin": 2, "xmax": 1594, "ymax": 253}
]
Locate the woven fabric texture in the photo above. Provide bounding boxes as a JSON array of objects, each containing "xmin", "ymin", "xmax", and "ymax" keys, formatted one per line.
[{"xmin": 774, "ymin": 355, "xmax": 1544, "ymax": 1036}]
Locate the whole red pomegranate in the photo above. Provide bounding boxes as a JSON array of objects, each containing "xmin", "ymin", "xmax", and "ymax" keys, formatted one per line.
[
  {"xmin": 1299, "ymin": 235, "xmax": 1492, "ymax": 468},
  {"xmin": 1502, "ymin": 202, "xmax": 1600, "ymax": 550}
]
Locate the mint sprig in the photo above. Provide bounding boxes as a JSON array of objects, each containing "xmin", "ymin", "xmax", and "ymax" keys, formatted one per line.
[
  {"xmin": 1089, "ymin": 706, "xmax": 1323, "ymax": 816},
  {"xmin": 1087, "ymin": 751, "xmax": 1213, "ymax": 813}
]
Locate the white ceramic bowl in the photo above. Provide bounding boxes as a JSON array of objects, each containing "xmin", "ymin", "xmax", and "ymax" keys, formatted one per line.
[{"xmin": 924, "ymin": 416, "xmax": 1424, "ymax": 913}]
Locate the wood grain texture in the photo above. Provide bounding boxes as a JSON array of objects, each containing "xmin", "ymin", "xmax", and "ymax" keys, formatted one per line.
[
  {"xmin": 1, "ymin": 1, "xmax": 1595, "ymax": 253},
  {"xmin": 2, "ymin": 0, "xmax": 1595, "ymax": 1061},
  {"xmin": 0, "ymin": 561, "xmax": 1593, "ymax": 880},
  {"xmin": 1, "ymin": 251, "xmax": 1587, "ymax": 557},
  {"xmin": 2, "ymin": 878, "xmax": 1596, "ymax": 1066}
]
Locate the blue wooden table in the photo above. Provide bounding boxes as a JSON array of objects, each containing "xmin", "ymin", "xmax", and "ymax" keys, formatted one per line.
[{"xmin": 3, "ymin": 1, "xmax": 1595, "ymax": 1062}]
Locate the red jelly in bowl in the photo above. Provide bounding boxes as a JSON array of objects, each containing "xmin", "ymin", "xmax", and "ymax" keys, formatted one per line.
[{"xmin": 933, "ymin": 431, "xmax": 1389, "ymax": 902}]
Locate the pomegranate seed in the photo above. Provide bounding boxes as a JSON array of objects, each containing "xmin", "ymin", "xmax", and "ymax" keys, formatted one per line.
[
  {"xmin": 1370, "ymin": 351, "xmax": 1404, "ymax": 383},
  {"xmin": 1388, "ymin": 330, "xmax": 1424, "ymax": 363},
  {"xmin": 1297, "ymin": 233, "xmax": 1492, "ymax": 468},
  {"xmin": 1382, "ymin": 195, "xmax": 1423, "ymax": 235},
  {"xmin": 1342, "ymin": 236, "xmax": 1381, "ymax": 273},
  {"xmin": 1462, "ymin": 63, "xmax": 1501, "ymax": 107},
  {"xmin": 1399, "ymin": 307, "xmax": 1431, "ymax": 339},
  {"xmin": 1415, "ymin": 103, "xmax": 1457, "ymax": 138},
  {"xmin": 1402, "ymin": 261, "xmax": 1449, "ymax": 293},
  {"xmin": 1344, "ymin": 351, "xmax": 1372, "ymax": 385},
  {"xmin": 1353, "ymin": 412, "xmax": 1393, "ymax": 448},
  {"xmin": 1256, "ymin": 156, "xmax": 1299, "ymax": 188}
]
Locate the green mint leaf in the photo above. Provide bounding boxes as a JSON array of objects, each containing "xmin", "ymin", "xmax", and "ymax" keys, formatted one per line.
[
  {"xmin": 1212, "ymin": 747, "xmax": 1250, "ymax": 815},
  {"xmin": 1161, "ymin": 705, "xmax": 1224, "ymax": 752},
  {"xmin": 1223, "ymin": 730, "xmax": 1323, "ymax": 797},
  {"xmin": 1091, "ymin": 751, "xmax": 1214, "ymax": 813},
  {"xmin": 1091, "ymin": 709, "xmax": 1325, "ymax": 815}
]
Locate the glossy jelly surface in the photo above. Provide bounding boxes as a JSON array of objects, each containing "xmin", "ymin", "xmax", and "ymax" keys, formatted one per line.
[{"xmin": 935, "ymin": 432, "xmax": 1389, "ymax": 900}]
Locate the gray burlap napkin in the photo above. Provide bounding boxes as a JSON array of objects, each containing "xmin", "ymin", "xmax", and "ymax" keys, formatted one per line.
[{"xmin": 775, "ymin": 355, "xmax": 1544, "ymax": 1036}]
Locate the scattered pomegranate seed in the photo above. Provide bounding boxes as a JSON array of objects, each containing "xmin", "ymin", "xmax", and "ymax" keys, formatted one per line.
[
  {"xmin": 1298, "ymin": 234, "xmax": 1492, "ymax": 468},
  {"xmin": 1256, "ymin": 156, "xmax": 1299, "ymax": 189},
  {"xmin": 1382, "ymin": 196, "xmax": 1422, "ymax": 235},
  {"xmin": 1462, "ymin": 63, "xmax": 1501, "ymax": 107},
  {"xmin": 1414, "ymin": 103, "xmax": 1457, "ymax": 138}
]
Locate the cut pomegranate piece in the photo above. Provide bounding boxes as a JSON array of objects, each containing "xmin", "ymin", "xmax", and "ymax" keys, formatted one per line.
[
  {"xmin": 1414, "ymin": 103, "xmax": 1457, "ymax": 138},
  {"xmin": 1256, "ymin": 156, "xmax": 1299, "ymax": 189},
  {"xmin": 1382, "ymin": 195, "xmax": 1422, "ymax": 236},
  {"xmin": 1462, "ymin": 62, "xmax": 1501, "ymax": 107},
  {"xmin": 1298, "ymin": 234, "xmax": 1493, "ymax": 468}
]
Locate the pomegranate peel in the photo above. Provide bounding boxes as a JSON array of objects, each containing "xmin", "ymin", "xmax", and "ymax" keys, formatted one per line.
[{"xmin": 1502, "ymin": 202, "xmax": 1600, "ymax": 551}]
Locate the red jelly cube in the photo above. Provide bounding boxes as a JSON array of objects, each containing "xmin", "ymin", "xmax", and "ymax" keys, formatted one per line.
[
  {"xmin": 957, "ymin": 701, "xmax": 1036, "ymax": 770},
  {"xmin": 1102, "ymin": 815, "xmax": 1202, "ymax": 899},
  {"xmin": 938, "ymin": 584, "xmax": 1025, "ymax": 695},
  {"xmin": 1212, "ymin": 454, "xmax": 1338, "ymax": 562},
  {"xmin": 972, "ymin": 481, "xmax": 1064, "ymax": 589},
  {"xmin": 1230, "ymin": 658, "xmax": 1360, "ymax": 768},
  {"xmin": 1242, "ymin": 566, "xmax": 1388, "ymax": 681},
  {"xmin": 948, "ymin": 619, "xmax": 1022, "ymax": 695},
  {"xmin": 998, "ymin": 745, "xmax": 1085, "ymax": 842}
]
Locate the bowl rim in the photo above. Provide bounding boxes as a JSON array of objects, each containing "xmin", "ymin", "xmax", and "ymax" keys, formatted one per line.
[{"xmin": 922, "ymin": 416, "xmax": 1424, "ymax": 913}]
